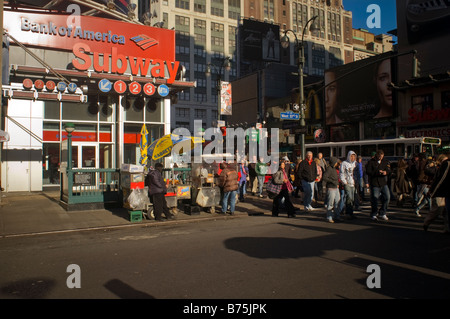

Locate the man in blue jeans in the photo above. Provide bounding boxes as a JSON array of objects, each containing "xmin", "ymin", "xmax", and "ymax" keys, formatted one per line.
[
  {"xmin": 340, "ymin": 150, "xmax": 357, "ymax": 219},
  {"xmin": 366, "ymin": 150, "xmax": 391, "ymax": 221},
  {"xmin": 296, "ymin": 151, "xmax": 317, "ymax": 211},
  {"xmin": 218, "ymin": 162, "xmax": 239, "ymax": 215}
]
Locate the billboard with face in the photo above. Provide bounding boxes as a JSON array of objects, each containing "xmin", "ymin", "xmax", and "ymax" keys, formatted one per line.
[{"xmin": 324, "ymin": 52, "xmax": 396, "ymax": 125}]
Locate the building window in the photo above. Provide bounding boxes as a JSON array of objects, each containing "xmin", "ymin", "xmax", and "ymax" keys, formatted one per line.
[
  {"xmin": 176, "ymin": 107, "xmax": 190, "ymax": 118},
  {"xmin": 175, "ymin": 0, "xmax": 190, "ymax": 10},
  {"xmin": 179, "ymin": 90, "xmax": 190, "ymax": 101},
  {"xmin": 411, "ymin": 94, "xmax": 434, "ymax": 113},
  {"xmin": 195, "ymin": 109, "xmax": 207, "ymax": 119},
  {"xmin": 176, "ymin": 121, "xmax": 190, "ymax": 129},
  {"xmin": 195, "ymin": 93, "xmax": 207, "ymax": 102},
  {"xmin": 194, "ymin": 0, "xmax": 206, "ymax": 13},
  {"xmin": 228, "ymin": 0, "xmax": 240, "ymax": 19},
  {"xmin": 211, "ymin": 0, "xmax": 224, "ymax": 17}
]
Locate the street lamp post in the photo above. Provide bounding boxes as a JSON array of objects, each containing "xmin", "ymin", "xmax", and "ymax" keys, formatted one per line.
[
  {"xmin": 64, "ymin": 122, "xmax": 75, "ymax": 171},
  {"xmin": 206, "ymin": 57, "xmax": 232, "ymax": 123},
  {"xmin": 281, "ymin": 16, "xmax": 319, "ymax": 159}
]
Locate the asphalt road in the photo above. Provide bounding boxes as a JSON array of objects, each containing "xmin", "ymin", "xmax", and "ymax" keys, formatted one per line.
[{"xmin": 1, "ymin": 203, "xmax": 449, "ymax": 307}]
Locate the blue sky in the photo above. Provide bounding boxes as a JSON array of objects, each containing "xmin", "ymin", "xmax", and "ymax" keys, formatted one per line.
[{"xmin": 342, "ymin": 0, "xmax": 397, "ymax": 40}]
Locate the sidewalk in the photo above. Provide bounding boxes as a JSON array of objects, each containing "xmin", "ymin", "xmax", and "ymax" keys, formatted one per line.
[{"xmin": 0, "ymin": 190, "xmax": 281, "ymax": 238}]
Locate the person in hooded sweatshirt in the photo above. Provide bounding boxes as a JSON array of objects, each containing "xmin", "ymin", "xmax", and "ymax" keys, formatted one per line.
[
  {"xmin": 339, "ymin": 150, "xmax": 357, "ymax": 219},
  {"xmin": 323, "ymin": 157, "xmax": 341, "ymax": 223}
]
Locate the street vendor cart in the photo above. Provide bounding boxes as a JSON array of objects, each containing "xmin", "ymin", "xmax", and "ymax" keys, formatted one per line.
[
  {"xmin": 160, "ymin": 166, "xmax": 192, "ymax": 215},
  {"xmin": 190, "ymin": 153, "xmax": 235, "ymax": 214}
]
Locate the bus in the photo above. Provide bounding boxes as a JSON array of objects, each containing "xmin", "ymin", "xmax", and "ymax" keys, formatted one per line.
[{"xmin": 305, "ymin": 137, "xmax": 442, "ymax": 163}]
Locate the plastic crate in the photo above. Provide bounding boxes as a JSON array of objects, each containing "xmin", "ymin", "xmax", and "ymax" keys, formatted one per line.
[{"xmin": 129, "ymin": 210, "xmax": 143, "ymax": 222}]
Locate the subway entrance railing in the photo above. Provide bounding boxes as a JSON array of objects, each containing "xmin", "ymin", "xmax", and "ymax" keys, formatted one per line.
[
  {"xmin": 59, "ymin": 124, "xmax": 122, "ymax": 210},
  {"xmin": 60, "ymin": 168, "xmax": 121, "ymax": 208}
]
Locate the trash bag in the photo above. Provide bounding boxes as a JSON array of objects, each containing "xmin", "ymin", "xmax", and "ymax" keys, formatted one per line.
[{"xmin": 127, "ymin": 188, "xmax": 149, "ymax": 210}]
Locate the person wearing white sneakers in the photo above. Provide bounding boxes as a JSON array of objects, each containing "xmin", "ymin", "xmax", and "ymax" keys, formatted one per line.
[
  {"xmin": 296, "ymin": 151, "xmax": 318, "ymax": 212},
  {"xmin": 366, "ymin": 150, "xmax": 391, "ymax": 221}
]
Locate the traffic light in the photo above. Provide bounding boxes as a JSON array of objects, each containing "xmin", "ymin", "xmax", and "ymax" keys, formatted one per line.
[
  {"xmin": 413, "ymin": 56, "xmax": 421, "ymax": 78},
  {"xmin": 220, "ymin": 126, "xmax": 226, "ymax": 137}
]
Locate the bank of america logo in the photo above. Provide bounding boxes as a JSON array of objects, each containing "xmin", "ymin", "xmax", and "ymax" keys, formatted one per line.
[{"xmin": 130, "ymin": 34, "xmax": 159, "ymax": 50}]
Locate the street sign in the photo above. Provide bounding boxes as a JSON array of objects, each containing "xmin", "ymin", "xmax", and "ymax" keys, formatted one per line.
[
  {"xmin": 280, "ymin": 111, "xmax": 300, "ymax": 120},
  {"xmin": 57, "ymin": 81, "xmax": 67, "ymax": 92},
  {"xmin": 98, "ymin": 79, "xmax": 112, "ymax": 93},
  {"xmin": 113, "ymin": 80, "xmax": 127, "ymax": 94},
  {"xmin": 157, "ymin": 84, "xmax": 169, "ymax": 97},
  {"xmin": 67, "ymin": 82, "xmax": 78, "ymax": 93},
  {"xmin": 143, "ymin": 83, "xmax": 156, "ymax": 96},
  {"xmin": 45, "ymin": 80, "xmax": 56, "ymax": 92},
  {"xmin": 23, "ymin": 78, "xmax": 33, "ymax": 90},
  {"xmin": 34, "ymin": 79, "xmax": 45, "ymax": 90},
  {"xmin": 129, "ymin": 81, "xmax": 142, "ymax": 95}
]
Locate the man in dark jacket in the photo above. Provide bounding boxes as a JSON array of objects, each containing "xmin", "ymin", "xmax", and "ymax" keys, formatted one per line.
[
  {"xmin": 146, "ymin": 163, "xmax": 175, "ymax": 221},
  {"xmin": 218, "ymin": 162, "xmax": 239, "ymax": 215},
  {"xmin": 296, "ymin": 151, "xmax": 318, "ymax": 211},
  {"xmin": 427, "ymin": 153, "xmax": 450, "ymax": 232},
  {"xmin": 366, "ymin": 150, "xmax": 391, "ymax": 221}
]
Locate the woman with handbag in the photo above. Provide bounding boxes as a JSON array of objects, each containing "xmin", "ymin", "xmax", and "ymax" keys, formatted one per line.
[{"xmin": 271, "ymin": 161, "xmax": 296, "ymax": 218}]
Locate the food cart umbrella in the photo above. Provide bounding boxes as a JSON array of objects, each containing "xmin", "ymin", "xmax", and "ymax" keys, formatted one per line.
[
  {"xmin": 139, "ymin": 124, "xmax": 149, "ymax": 165},
  {"xmin": 147, "ymin": 134, "xmax": 204, "ymax": 160}
]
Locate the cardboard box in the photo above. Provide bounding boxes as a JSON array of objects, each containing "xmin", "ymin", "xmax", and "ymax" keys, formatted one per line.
[{"xmin": 121, "ymin": 164, "xmax": 144, "ymax": 173}]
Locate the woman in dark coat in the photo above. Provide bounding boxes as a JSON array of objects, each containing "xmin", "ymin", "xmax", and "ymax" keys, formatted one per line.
[
  {"xmin": 393, "ymin": 158, "xmax": 411, "ymax": 207},
  {"xmin": 272, "ymin": 161, "xmax": 296, "ymax": 218}
]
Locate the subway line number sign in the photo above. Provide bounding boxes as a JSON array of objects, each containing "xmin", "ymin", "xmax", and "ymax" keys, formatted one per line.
[
  {"xmin": 113, "ymin": 80, "xmax": 155, "ymax": 96},
  {"xmin": 113, "ymin": 80, "xmax": 127, "ymax": 94},
  {"xmin": 143, "ymin": 83, "xmax": 155, "ymax": 96},
  {"xmin": 129, "ymin": 81, "xmax": 141, "ymax": 95}
]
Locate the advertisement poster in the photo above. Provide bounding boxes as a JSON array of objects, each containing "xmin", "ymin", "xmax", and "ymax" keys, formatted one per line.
[
  {"xmin": 241, "ymin": 19, "xmax": 280, "ymax": 62},
  {"xmin": 220, "ymin": 81, "xmax": 232, "ymax": 116},
  {"xmin": 325, "ymin": 52, "xmax": 396, "ymax": 125}
]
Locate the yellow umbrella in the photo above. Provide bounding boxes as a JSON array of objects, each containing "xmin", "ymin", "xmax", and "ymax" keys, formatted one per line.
[
  {"xmin": 148, "ymin": 134, "xmax": 204, "ymax": 160},
  {"xmin": 139, "ymin": 124, "xmax": 149, "ymax": 165}
]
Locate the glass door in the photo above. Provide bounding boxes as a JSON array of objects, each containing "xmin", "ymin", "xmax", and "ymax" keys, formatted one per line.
[{"xmin": 72, "ymin": 143, "xmax": 98, "ymax": 168}]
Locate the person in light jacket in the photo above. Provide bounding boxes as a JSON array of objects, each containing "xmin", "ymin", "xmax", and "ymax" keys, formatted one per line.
[{"xmin": 339, "ymin": 150, "xmax": 357, "ymax": 219}]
